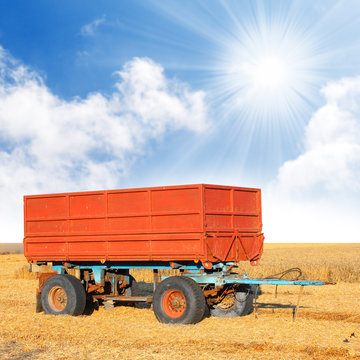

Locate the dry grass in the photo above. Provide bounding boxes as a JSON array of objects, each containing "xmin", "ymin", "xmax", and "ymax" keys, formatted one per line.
[
  {"xmin": 242, "ymin": 243, "xmax": 360, "ymax": 283},
  {"xmin": 130, "ymin": 243, "xmax": 360, "ymax": 284},
  {"xmin": 13, "ymin": 265, "xmax": 37, "ymax": 280},
  {"xmin": 0, "ymin": 244, "xmax": 360, "ymax": 359},
  {"xmin": 0, "ymin": 243, "xmax": 23, "ymax": 254}
]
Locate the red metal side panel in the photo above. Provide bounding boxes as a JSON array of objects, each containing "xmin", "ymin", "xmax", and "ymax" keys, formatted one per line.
[
  {"xmin": 25, "ymin": 195, "xmax": 67, "ymax": 219},
  {"xmin": 24, "ymin": 185, "xmax": 205, "ymax": 262},
  {"xmin": 70, "ymin": 193, "xmax": 106, "ymax": 217},
  {"xmin": 23, "ymin": 184, "xmax": 264, "ymax": 264},
  {"xmin": 203, "ymin": 185, "xmax": 263, "ymax": 263},
  {"xmin": 25, "ymin": 195, "xmax": 69, "ymax": 235},
  {"xmin": 204, "ymin": 185, "xmax": 262, "ymax": 232},
  {"xmin": 107, "ymin": 190, "xmax": 151, "ymax": 232},
  {"xmin": 108, "ymin": 191, "xmax": 148, "ymax": 213}
]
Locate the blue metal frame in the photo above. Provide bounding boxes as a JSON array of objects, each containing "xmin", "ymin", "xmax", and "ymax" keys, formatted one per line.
[
  {"xmin": 52, "ymin": 261, "xmax": 329, "ymax": 287},
  {"xmin": 162, "ymin": 271, "xmax": 328, "ymax": 287}
]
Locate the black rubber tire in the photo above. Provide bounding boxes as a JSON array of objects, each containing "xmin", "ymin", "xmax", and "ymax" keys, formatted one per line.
[
  {"xmin": 41, "ymin": 274, "xmax": 86, "ymax": 316},
  {"xmin": 83, "ymin": 294, "xmax": 99, "ymax": 315},
  {"xmin": 123, "ymin": 275, "xmax": 140, "ymax": 308},
  {"xmin": 153, "ymin": 276, "xmax": 205, "ymax": 324},
  {"xmin": 210, "ymin": 285, "xmax": 254, "ymax": 318},
  {"xmin": 125, "ymin": 276, "xmax": 140, "ymax": 297}
]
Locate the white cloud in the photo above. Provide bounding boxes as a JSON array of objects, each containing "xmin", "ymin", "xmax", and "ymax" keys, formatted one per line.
[
  {"xmin": 0, "ymin": 47, "xmax": 207, "ymax": 242},
  {"xmin": 264, "ymin": 76, "xmax": 360, "ymax": 243},
  {"xmin": 80, "ymin": 16, "xmax": 106, "ymax": 36},
  {"xmin": 275, "ymin": 76, "xmax": 360, "ymax": 194}
]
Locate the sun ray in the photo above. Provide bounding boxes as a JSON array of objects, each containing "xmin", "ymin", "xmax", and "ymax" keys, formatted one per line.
[{"xmin": 146, "ymin": 0, "xmax": 360, "ymax": 182}]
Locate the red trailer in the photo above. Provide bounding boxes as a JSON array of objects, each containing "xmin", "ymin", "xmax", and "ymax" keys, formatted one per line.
[
  {"xmin": 24, "ymin": 184, "xmax": 330, "ymax": 324},
  {"xmin": 24, "ymin": 184, "xmax": 264, "ymax": 267},
  {"xmin": 23, "ymin": 184, "xmax": 266, "ymax": 323}
]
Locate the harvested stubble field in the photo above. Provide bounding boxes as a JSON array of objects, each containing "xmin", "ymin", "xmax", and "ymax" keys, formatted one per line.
[{"xmin": 0, "ymin": 244, "xmax": 359, "ymax": 360}]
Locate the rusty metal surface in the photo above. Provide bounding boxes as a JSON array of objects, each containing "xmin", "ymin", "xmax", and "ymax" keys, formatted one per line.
[
  {"xmin": 93, "ymin": 295, "xmax": 153, "ymax": 303},
  {"xmin": 35, "ymin": 291, "xmax": 43, "ymax": 313},
  {"xmin": 37, "ymin": 272, "xmax": 57, "ymax": 290},
  {"xmin": 23, "ymin": 184, "xmax": 264, "ymax": 266},
  {"xmin": 87, "ymin": 283, "xmax": 104, "ymax": 294}
]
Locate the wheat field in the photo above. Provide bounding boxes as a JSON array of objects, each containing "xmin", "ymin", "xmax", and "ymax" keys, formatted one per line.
[{"xmin": 0, "ymin": 244, "xmax": 359, "ymax": 359}]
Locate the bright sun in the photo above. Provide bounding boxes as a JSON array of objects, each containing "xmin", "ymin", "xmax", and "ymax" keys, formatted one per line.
[
  {"xmin": 213, "ymin": 17, "xmax": 320, "ymax": 124},
  {"xmin": 252, "ymin": 56, "xmax": 289, "ymax": 90}
]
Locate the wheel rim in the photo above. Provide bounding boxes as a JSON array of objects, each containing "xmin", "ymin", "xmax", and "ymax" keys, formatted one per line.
[
  {"xmin": 48, "ymin": 286, "xmax": 67, "ymax": 312},
  {"xmin": 216, "ymin": 292, "xmax": 236, "ymax": 311},
  {"xmin": 162, "ymin": 289, "xmax": 186, "ymax": 318}
]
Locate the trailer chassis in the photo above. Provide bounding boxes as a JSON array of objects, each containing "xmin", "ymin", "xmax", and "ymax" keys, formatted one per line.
[{"xmin": 31, "ymin": 261, "xmax": 333, "ymax": 324}]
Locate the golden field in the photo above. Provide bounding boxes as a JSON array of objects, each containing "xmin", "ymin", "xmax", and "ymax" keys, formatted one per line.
[{"xmin": 0, "ymin": 244, "xmax": 359, "ymax": 360}]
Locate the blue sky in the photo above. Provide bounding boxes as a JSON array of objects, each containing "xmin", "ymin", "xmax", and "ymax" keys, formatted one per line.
[{"xmin": 1, "ymin": 0, "xmax": 360, "ymax": 243}]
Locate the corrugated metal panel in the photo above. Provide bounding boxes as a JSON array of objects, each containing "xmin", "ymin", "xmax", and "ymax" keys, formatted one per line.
[{"xmin": 24, "ymin": 184, "xmax": 263, "ymax": 265}]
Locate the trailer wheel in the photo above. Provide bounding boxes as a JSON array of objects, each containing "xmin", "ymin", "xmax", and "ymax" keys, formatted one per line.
[
  {"xmin": 210, "ymin": 285, "xmax": 254, "ymax": 318},
  {"xmin": 41, "ymin": 274, "xmax": 86, "ymax": 316},
  {"xmin": 153, "ymin": 276, "xmax": 205, "ymax": 324}
]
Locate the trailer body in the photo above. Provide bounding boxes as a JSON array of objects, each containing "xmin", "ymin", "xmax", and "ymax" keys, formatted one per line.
[{"xmin": 24, "ymin": 184, "xmax": 264, "ymax": 267}]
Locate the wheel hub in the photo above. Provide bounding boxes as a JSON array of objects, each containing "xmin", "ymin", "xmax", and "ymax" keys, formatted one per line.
[
  {"xmin": 162, "ymin": 290, "xmax": 186, "ymax": 318},
  {"xmin": 48, "ymin": 286, "xmax": 68, "ymax": 312}
]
